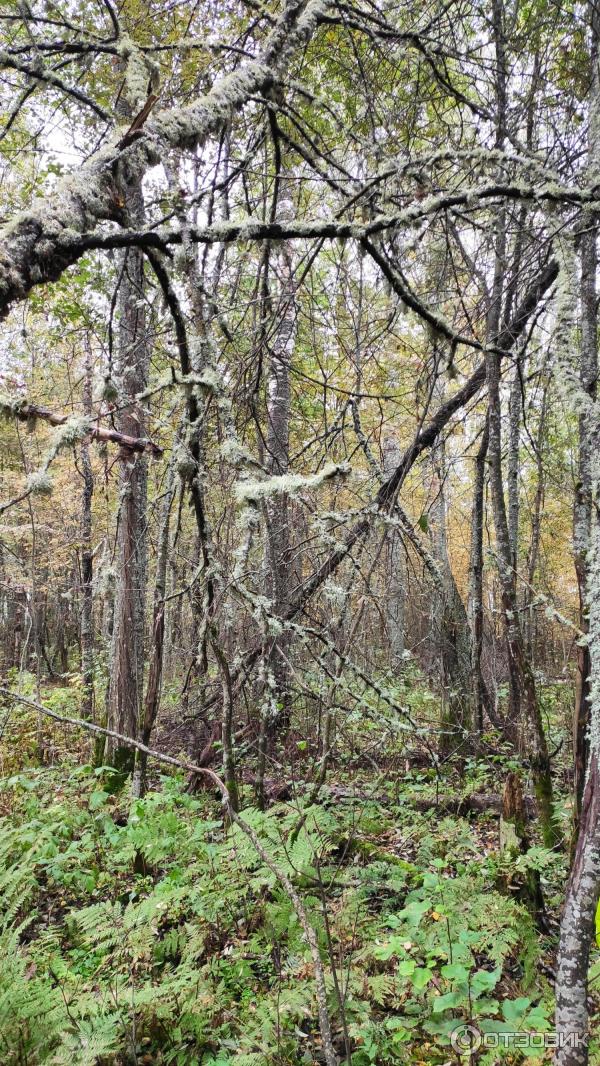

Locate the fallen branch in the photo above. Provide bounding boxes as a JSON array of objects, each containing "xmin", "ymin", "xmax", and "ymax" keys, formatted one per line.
[
  {"xmin": 0, "ymin": 686, "xmax": 338, "ymax": 1066},
  {"xmin": 328, "ymin": 786, "xmax": 538, "ymax": 820}
]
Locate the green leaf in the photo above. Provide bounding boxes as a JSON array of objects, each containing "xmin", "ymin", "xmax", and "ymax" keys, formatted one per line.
[
  {"xmin": 411, "ymin": 967, "xmax": 433, "ymax": 991},
  {"xmin": 524, "ymin": 1004, "xmax": 552, "ymax": 1031},
  {"xmin": 432, "ymin": 990, "xmax": 465, "ymax": 1013},
  {"xmin": 423, "ymin": 1016, "xmax": 463, "ymax": 1037},
  {"xmin": 385, "ymin": 1016, "xmax": 418, "ymax": 1033},
  {"xmin": 375, "ymin": 935, "xmax": 415, "ymax": 960},
  {"xmin": 471, "ymin": 968, "xmax": 501, "ymax": 997},
  {"xmin": 473, "ymin": 998, "xmax": 499, "ymax": 1015},
  {"xmin": 480, "ymin": 1019, "xmax": 516, "ymax": 1034},
  {"xmin": 396, "ymin": 899, "xmax": 432, "ymax": 927},
  {"xmin": 441, "ymin": 963, "xmax": 470, "ymax": 983},
  {"xmin": 397, "ymin": 960, "xmax": 416, "ymax": 976},
  {"xmin": 502, "ymin": 997, "xmax": 531, "ymax": 1025}
]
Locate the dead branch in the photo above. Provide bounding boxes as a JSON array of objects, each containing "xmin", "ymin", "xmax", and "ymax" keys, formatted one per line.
[{"xmin": 8, "ymin": 402, "xmax": 162, "ymax": 457}]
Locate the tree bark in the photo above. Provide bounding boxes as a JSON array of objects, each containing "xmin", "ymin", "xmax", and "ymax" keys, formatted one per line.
[
  {"xmin": 382, "ymin": 437, "xmax": 406, "ymax": 669},
  {"xmin": 79, "ymin": 341, "xmax": 94, "ymax": 721},
  {"xmin": 573, "ymin": 225, "xmax": 598, "ymax": 835},
  {"xmin": 486, "ymin": 333, "xmax": 556, "ymax": 844},
  {"xmin": 499, "ymin": 770, "xmax": 546, "ymax": 924},
  {"xmin": 523, "ymin": 383, "xmax": 548, "ymax": 655},
  {"xmin": 468, "ymin": 418, "xmax": 489, "ymax": 735},
  {"xmin": 555, "ymin": 756, "xmax": 600, "ymax": 1065},
  {"xmin": 104, "ymin": 174, "xmax": 150, "ymax": 780},
  {"xmin": 133, "ymin": 434, "xmax": 181, "ymax": 797},
  {"xmin": 485, "ymin": 0, "xmax": 556, "ymax": 848},
  {"xmin": 264, "ymin": 164, "xmax": 296, "ymax": 730},
  {"xmin": 555, "ymin": 7, "xmax": 600, "ymax": 1061},
  {"xmin": 507, "ymin": 357, "xmax": 521, "ymax": 570},
  {"xmin": 428, "ymin": 401, "xmax": 472, "ymax": 757}
]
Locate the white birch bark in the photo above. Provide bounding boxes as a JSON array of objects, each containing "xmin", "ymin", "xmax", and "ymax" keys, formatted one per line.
[
  {"xmin": 555, "ymin": 5, "xmax": 600, "ymax": 1061},
  {"xmin": 264, "ymin": 171, "xmax": 296, "ymax": 726}
]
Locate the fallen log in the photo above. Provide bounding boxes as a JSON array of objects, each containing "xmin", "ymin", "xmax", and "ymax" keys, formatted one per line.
[
  {"xmin": 327, "ymin": 787, "xmax": 538, "ymax": 820},
  {"xmin": 226, "ymin": 779, "xmax": 538, "ymax": 820}
]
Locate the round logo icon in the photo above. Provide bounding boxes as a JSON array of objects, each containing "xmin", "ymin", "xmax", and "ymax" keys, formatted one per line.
[{"xmin": 450, "ymin": 1024, "xmax": 482, "ymax": 1055}]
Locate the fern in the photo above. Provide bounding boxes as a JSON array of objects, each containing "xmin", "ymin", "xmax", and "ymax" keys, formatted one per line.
[
  {"xmin": 0, "ymin": 766, "xmax": 552, "ymax": 1065},
  {"xmin": 48, "ymin": 1016, "xmax": 122, "ymax": 1066},
  {"xmin": 0, "ymin": 926, "xmax": 66, "ymax": 1064}
]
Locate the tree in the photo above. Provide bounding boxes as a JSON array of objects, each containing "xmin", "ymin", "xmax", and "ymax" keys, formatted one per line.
[{"xmin": 2, "ymin": 1, "xmax": 600, "ymax": 1061}]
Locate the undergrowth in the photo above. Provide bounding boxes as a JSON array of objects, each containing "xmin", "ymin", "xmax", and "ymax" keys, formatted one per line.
[{"xmin": 0, "ymin": 761, "xmax": 560, "ymax": 1066}]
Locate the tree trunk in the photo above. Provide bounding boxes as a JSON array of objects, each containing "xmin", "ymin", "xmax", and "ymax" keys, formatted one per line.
[
  {"xmin": 468, "ymin": 418, "xmax": 489, "ymax": 735},
  {"xmin": 382, "ymin": 436, "xmax": 406, "ymax": 669},
  {"xmin": 507, "ymin": 357, "xmax": 521, "ymax": 570},
  {"xmin": 499, "ymin": 770, "xmax": 546, "ymax": 924},
  {"xmin": 523, "ymin": 383, "xmax": 548, "ymax": 655},
  {"xmin": 264, "ymin": 164, "xmax": 296, "ymax": 730},
  {"xmin": 486, "ymin": 0, "xmax": 556, "ymax": 848},
  {"xmin": 133, "ymin": 433, "xmax": 180, "ymax": 797},
  {"xmin": 573, "ymin": 224, "xmax": 597, "ymax": 836},
  {"xmin": 428, "ymin": 384, "xmax": 473, "ymax": 759},
  {"xmin": 80, "ymin": 341, "xmax": 94, "ymax": 721},
  {"xmin": 555, "ymin": 9, "xmax": 600, "ymax": 1060},
  {"xmin": 486, "ymin": 337, "xmax": 556, "ymax": 845},
  {"xmin": 104, "ymin": 176, "xmax": 149, "ymax": 779},
  {"xmin": 555, "ymin": 755, "xmax": 600, "ymax": 1064}
]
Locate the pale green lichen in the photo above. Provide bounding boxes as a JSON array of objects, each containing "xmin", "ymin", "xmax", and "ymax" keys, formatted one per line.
[
  {"xmin": 219, "ymin": 439, "xmax": 252, "ymax": 466},
  {"xmin": 53, "ymin": 416, "xmax": 92, "ymax": 449},
  {"xmin": 195, "ymin": 367, "xmax": 222, "ymax": 392},
  {"xmin": 0, "ymin": 392, "xmax": 26, "ymax": 419},
  {"xmin": 235, "ymin": 462, "xmax": 351, "ymax": 504},
  {"xmin": 102, "ymin": 377, "xmax": 119, "ymax": 404},
  {"xmin": 27, "ymin": 470, "xmax": 53, "ymax": 496},
  {"xmin": 551, "ymin": 229, "xmax": 593, "ymax": 419},
  {"xmin": 24, "ymin": 416, "xmax": 92, "ymax": 499},
  {"xmin": 117, "ymin": 34, "xmax": 159, "ymax": 112},
  {"xmin": 175, "ymin": 445, "xmax": 197, "ymax": 480}
]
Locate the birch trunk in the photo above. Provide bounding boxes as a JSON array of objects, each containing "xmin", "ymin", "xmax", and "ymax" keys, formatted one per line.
[
  {"xmin": 555, "ymin": 7, "xmax": 600, "ymax": 1060},
  {"xmin": 555, "ymin": 752, "xmax": 600, "ymax": 1065},
  {"xmin": 574, "ymin": 223, "xmax": 597, "ymax": 834},
  {"xmin": 264, "ymin": 169, "xmax": 296, "ymax": 729}
]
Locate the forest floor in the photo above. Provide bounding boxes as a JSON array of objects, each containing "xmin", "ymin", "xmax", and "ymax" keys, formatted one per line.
[{"xmin": 0, "ymin": 672, "xmax": 596, "ymax": 1066}]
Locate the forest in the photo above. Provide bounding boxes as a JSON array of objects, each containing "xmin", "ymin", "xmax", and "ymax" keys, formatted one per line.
[{"xmin": 1, "ymin": 0, "xmax": 600, "ymax": 1063}]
